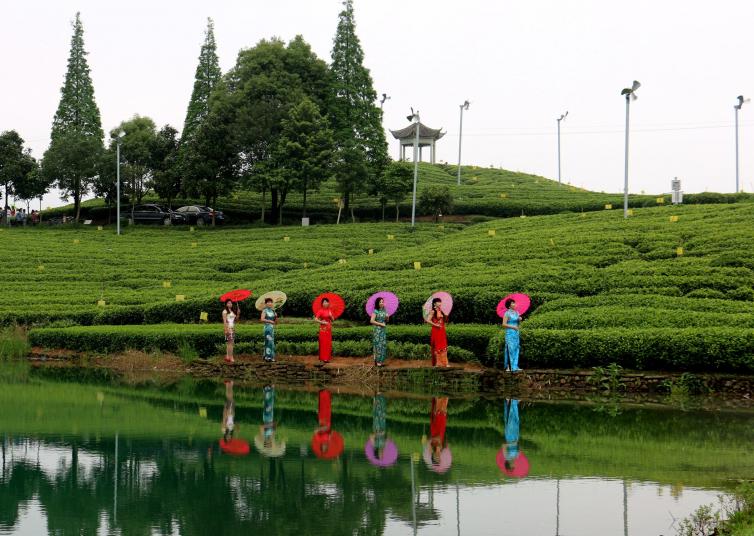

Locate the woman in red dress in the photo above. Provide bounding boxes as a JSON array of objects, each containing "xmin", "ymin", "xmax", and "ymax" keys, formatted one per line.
[
  {"xmin": 315, "ymin": 298, "xmax": 335, "ymax": 365},
  {"xmin": 426, "ymin": 297, "xmax": 449, "ymax": 367}
]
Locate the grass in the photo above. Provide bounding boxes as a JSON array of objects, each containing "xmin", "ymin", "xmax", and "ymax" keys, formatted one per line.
[{"xmin": 0, "ymin": 326, "xmax": 29, "ymax": 359}]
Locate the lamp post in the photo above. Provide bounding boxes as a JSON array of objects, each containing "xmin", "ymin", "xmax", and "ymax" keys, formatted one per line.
[
  {"xmin": 116, "ymin": 130, "xmax": 125, "ymax": 235},
  {"xmin": 457, "ymin": 100, "xmax": 469, "ymax": 186},
  {"xmin": 379, "ymin": 93, "xmax": 391, "ymax": 109},
  {"xmin": 620, "ymin": 81, "xmax": 640, "ymax": 219},
  {"xmin": 734, "ymin": 95, "xmax": 748, "ymax": 193},
  {"xmin": 556, "ymin": 111, "xmax": 568, "ymax": 184},
  {"xmin": 409, "ymin": 109, "xmax": 420, "ymax": 227}
]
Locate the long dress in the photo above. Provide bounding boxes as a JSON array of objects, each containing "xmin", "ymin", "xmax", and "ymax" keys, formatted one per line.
[
  {"xmin": 503, "ymin": 310, "xmax": 521, "ymax": 371},
  {"xmin": 430, "ymin": 312, "xmax": 449, "ymax": 367},
  {"xmin": 263, "ymin": 307, "xmax": 276, "ymax": 362},
  {"xmin": 504, "ymin": 399, "xmax": 520, "ymax": 462},
  {"xmin": 262, "ymin": 385, "xmax": 275, "ymax": 442},
  {"xmin": 372, "ymin": 309, "xmax": 388, "ymax": 364},
  {"xmin": 429, "ymin": 397, "xmax": 448, "ymax": 452},
  {"xmin": 372, "ymin": 393, "xmax": 387, "ymax": 451},
  {"xmin": 316, "ymin": 309, "xmax": 333, "ymax": 362}
]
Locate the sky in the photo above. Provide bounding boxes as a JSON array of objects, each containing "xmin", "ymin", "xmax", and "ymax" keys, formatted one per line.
[{"xmin": 3, "ymin": 0, "xmax": 754, "ymax": 209}]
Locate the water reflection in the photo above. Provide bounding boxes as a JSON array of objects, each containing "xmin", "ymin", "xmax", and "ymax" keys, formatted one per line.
[
  {"xmin": 0, "ymin": 378, "xmax": 751, "ymax": 536},
  {"xmin": 218, "ymin": 379, "xmax": 250, "ymax": 456}
]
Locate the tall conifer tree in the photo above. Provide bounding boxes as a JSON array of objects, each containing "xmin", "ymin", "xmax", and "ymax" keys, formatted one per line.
[{"xmin": 183, "ymin": 18, "xmax": 222, "ymax": 141}]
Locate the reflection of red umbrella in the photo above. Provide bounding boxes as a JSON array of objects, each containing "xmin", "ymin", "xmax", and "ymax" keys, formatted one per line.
[
  {"xmin": 311, "ymin": 430, "xmax": 344, "ymax": 459},
  {"xmin": 365, "ymin": 291, "xmax": 400, "ymax": 316},
  {"xmin": 219, "ymin": 438, "xmax": 250, "ymax": 456},
  {"xmin": 220, "ymin": 289, "xmax": 252, "ymax": 303},
  {"xmin": 312, "ymin": 292, "xmax": 345, "ymax": 319},
  {"xmin": 496, "ymin": 449, "xmax": 530, "ymax": 478},
  {"xmin": 497, "ymin": 293, "xmax": 531, "ymax": 317}
]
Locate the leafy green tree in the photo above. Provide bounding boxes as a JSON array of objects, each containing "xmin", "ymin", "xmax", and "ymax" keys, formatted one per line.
[
  {"xmin": 109, "ymin": 116, "xmax": 159, "ymax": 208},
  {"xmin": 182, "ymin": 18, "xmax": 222, "ymax": 142},
  {"xmin": 419, "ymin": 185, "xmax": 453, "ymax": 222},
  {"xmin": 150, "ymin": 125, "xmax": 181, "ymax": 207},
  {"xmin": 374, "ymin": 161, "xmax": 413, "ymax": 222},
  {"xmin": 42, "ymin": 12, "xmax": 104, "ymax": 221},
  {"xmin": 329, "ymin": 0, "xmax": 389, "ymax": 214},
  {"xmin": 13, "ymin": 158, "xmax": 49, "ymax": 212},
  {"xmin": 0, "ymin": 130, "xmax": 35, "ymax": 212},
  {"xmin": 268, "ymin": 98, "xmax": 334, "ymax": 223}
]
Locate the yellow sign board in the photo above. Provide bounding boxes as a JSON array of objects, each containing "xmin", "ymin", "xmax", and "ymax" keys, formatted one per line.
[
  {"xmin": 627, "ymin": 209, "xmax": 634, "ymax": 216},
  {"xmin": 175, "ymin": 294, "xmax": 186, "ymax": 302},
  {"xmin": 368, "ymin": 249, "xmax": 374, "ymax": 255},
  {"xmin": 73, "ymin": 239, "xmax": 80, "ymax": 244},
  {"xmin": 97, "ymin": 226, "xmax": 103, "ymax": 231},
  {"xmin": 438, "ymin": 225, "xmax": 444, "ymax": 230},
  {"xmin": 37, "ymin": 265, "xmax": 44, "ymax": 272},
  {"xmin": 604, "ymin": 204, "xmax": 612, "ymax": 210},
  {"xmin": 97, "ymin": 299, "xmax": 106, "ymax": 307},
  {"xmin": 191, "ymin": 242, "xmax": 197, "ymax": 248},
  {"xmin": 199, "ymin": 407, "xmax": 207, "ymax": 418},
  {"xmin": 549, "ymin": 238, "xmax": 555, "ymax": 246},
  {"xmin": 199, "ymin": 311, "xmax": 208, "ymax": 321},
  {"xmin": 676, "ymin": 247, "xmax": 684, "ymax": 256},
  {"xmin": 283, "ymin": 236, "xmax": 290, "ymax": 242},
  {"xmin": 413, "ymin": 261, "xmax": 421, "ymax": 270},
  {"xmin": 656, "ymin": 197, "xmax": 665, "ymax": 204},
  {"xmin": 499, "ymin": 193, "xmax": 508, "ymax": 199},
  {"xmin": 190, "ymin": 226, "xmax": 195, "ymax": 232},
  {"xmin": 338, "ymin": 258, "xmax": 347, "ymax": 264},
  {"xmin": 670, "ymin": 215, "xmax": 679, "ymax": 222},
  {"xmin": 304, "ymin": 262, "xmax": 309, "ymax": 268},
  {"xmin": 387, "ymin": 234, "xmax": 395, "ymax": 240},
  {"xmin": 487, "ymin": 229, "xmax": 496, "ymax": 236}
]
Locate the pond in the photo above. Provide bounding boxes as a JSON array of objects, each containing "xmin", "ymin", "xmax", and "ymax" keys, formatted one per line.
[{"xmin": 0, "ymin": 372, "xmax": 752, "ymax": 536}]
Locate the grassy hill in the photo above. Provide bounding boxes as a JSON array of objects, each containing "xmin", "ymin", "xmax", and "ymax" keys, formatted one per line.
[
  {"xmin": 4, "ymin": 201, "xmax": 754, "ymax": 371},
  {"xmin": 42, "ymin": 163, "xmax": 754, "ymax": 224}
]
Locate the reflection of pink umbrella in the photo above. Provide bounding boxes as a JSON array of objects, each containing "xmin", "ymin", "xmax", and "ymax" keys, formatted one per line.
[
  {"xmin": 364, "ymin": 438, "xmax": 398, "ymax": 467},
  {"xmin": 422, "ymin": 291, "xmax": 453, "ymax": 318},
  {"xmin": 497, "ymin": 293, "xmax": 531, "ymax": 318},
  {"xmin": 365, "ymin": 291, "xmax": 400, "ymax": 316},
  {"xmin": 422, "ymin": 443, "xmax": 453, "ymax": 473},
  {"xmin": 496, "ymin": 449, "xmax": 530, "ymax": 478}
]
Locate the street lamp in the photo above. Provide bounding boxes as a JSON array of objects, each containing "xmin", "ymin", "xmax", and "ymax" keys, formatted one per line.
[
  {"xmin": 556, "ymin": 111, "xmax": 568, "ymax": 184},
  {"xmin": 408, "ymin": 108, "xmax": 420, "ymax": 227},
  {"xmin": 620, "ymin": 80, "xmax": 640, "ymax": 219},
  {"xmin": 734, "ymin": 95, "xmax": 749, "ymax": 193},
  {"xmin": 116, "ymin": 130, "xmax": 125, "ymax": 235},
  {"xmin": 379, "ymin": 93, "xmax": 391, "ymax": 109},
  {"xmin": 457, "ymin": 100, "xmax": 470, "ymax": 186}
]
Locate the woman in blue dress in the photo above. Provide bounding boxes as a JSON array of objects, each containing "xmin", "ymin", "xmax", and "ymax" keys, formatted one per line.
[
  {"xmin": 502, "ymin": 298, "xmax": 522, "ymax": 372},
  {"xmin": 260, "ymin": 297, "xmax": 277, "ymax": 362}
]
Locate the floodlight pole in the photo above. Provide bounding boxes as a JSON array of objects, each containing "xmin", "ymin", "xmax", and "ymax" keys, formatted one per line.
[
  {"xmin": 116, "ymin": 138, "xmax": 122, "ymax": 235},
  {"xmin": 556, "ymin": 112, "xmax": 567, "ymax": 184},
  {"xmin": 623, "ymin": 93, "xmax": 631, "ymax": 219},
  {"xmin": 410, "ymin": 111, "xmax": 420, "ymax": 227},
  {"xmin": 457, "ymin": 101, "xmax": 469, "ymax": 186},
  {"xmin": 735, "ymin": 104, "xmax": 740, "ymax": 193}
]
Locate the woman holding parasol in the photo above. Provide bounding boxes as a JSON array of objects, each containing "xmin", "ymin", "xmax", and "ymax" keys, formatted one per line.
[
  {"xmin": 367, "ymin": 291, "xmax": 398, "ymax": 367},
  {"xmin": 260, "ymin": 297, "xmax": 277, "ymax": 362},
  {"xmin": 220, "ymin": 289, "xmax": 251, "ymax": 364},
  {"xmin": 501, "ymin": 297, "xmax": 523, "ymax": 372},
  {"xmin": 425, "ymin": 295, "xmax": 450, "ymax": 368},
  {"xmin": 313, "ymin": 293, "xmax": 344, "ymax": 366}
]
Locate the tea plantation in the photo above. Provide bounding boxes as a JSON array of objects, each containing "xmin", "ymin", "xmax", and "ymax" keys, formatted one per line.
[{"xmin": 4, "ymin": 202, "xmax": 754, "ymax": 372}]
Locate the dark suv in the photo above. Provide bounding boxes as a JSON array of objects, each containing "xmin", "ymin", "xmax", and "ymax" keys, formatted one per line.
[
  {"xmin": 175, "ymin": 205, "xmax": 226, "ymax": 225},
  {"xmin": 131, "ymin": 204, "xmax": 186, "ymax": 225}
]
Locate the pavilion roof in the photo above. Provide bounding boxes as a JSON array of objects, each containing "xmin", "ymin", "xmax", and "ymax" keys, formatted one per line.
[{"xmin": 390, "ymin": 122, "xmax": 445, "ymax": 140}]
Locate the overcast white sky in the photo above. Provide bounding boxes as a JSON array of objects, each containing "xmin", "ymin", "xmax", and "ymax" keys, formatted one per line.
[{"xmin": 3, "ymin": 0, "xmax": 754, "ymax": 208}]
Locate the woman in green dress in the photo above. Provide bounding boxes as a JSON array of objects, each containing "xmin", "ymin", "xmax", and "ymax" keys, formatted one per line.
[
  {"xmin": 370, "ymin": 297, "xmax": 389, "ymax": 367},
  {"xmin": 260, "ymin": 297, "xmax": 277, "ymax": 362}
]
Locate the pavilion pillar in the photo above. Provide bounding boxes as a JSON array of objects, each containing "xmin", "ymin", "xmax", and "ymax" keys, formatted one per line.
[{"xmin": 431, "ymin": 141, "xmax": 436, "ymax": 164}]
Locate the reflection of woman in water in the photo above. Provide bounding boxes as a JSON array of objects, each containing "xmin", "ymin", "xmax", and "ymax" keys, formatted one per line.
[
  {"xmin": 311, "ymin": 389, "xmax": 344, "ymax": 459},
  {"xmin": 503, "ymin": 399, "xmax": 520, "ymax": 468},
  {"xmin": 371, "ymin": 393, "xmax": 387, "ymax": 457},
  {"xmin": 254, "ymin": 384, "xmax": 286, "ymax": 457},
  {"xmin": 222, "ymin": 380, "xmax": 235, "ymax": 441},
  {"xmin": 423, "ymin": 397, "xmax": 452, "ymax": 473}
]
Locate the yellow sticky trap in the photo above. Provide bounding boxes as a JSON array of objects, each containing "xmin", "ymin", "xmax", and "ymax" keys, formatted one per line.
[
  {"xmin": 499, "ymin": 193, "xmax": 508, "ymax": 199},
  {"xmin": 368, "ymin": 249, "xmax": 374, "ymax": 255},
  {"xmin": 37, "ymin": 265, "xmax": 45, "ymax": 272},
  {"xmin": 656, "ymin": 197, "xmax": 665, "ymax": 204},
  {"xmin": 73, "ymin": 239, "xmax": 80, "ymax": 244},
  {"xmin": 549, "ymin": 238, "xmax": 555, "ymax": 246},
  {"xmin": 199, "ymin": 407, "xmax": 207, "ymax": 418},
  {"xmin": 175, "ymin": 294, "xmax": 185, "ymax": 302},
  {"xmin": 413, "ymin": 261, "xmax": 421, "ymax": 270},
  {"xmin": 283, "ymin": 236, "xmax": 290, "ymax": 242},
  {"xmin": 304, "ymin": 262, "xmax": 309, "ymax": 268},
  {"xmin": 387, "ymin": 234, "xmax": 395, "ymax": 240},
  {"xmin": 488, "ymin": 229, "xmax": 496, "ymax": 236},
  {"xmin": 627, "ymin": 209, "xmax": 634, "ymax": 216},
  {"xmin": 96, "ymin": 392, "xmax": 104, "ymax": 403},
  {"xmin": 604, "ymin": 204, "xmax": 612, "ymax": 210},
  {"xmin": 676, "ymin": 247, "xmax": 684, "ymax": 256},
  {"xmin": 670, "ymin": 215, "xmax": 679, "ymax": 223},
  {"xmin": 520, "ymin": 214, "xmax": 527, "ymax": 219},
  {"xmin": 191, "ymin": 241, "xmax": 197, "ymax": 248},
  {"xmin": 97, "ymin": 299, "xmax": 106, "ymax": 307},
  {"xmin": 97, "ymin": 225, "xmax": 103, "ymax": 231},
  {"xmin": 199, "ymin": 311, "xmax": 208, "ymax": 321},
  {"xmin": 162, "ymin": 280, "xmax": 172, "ymax": 288},
  {"xmin": 338, "ymin": 258, "xmax": 347, "ymax": 264},
  {"xmin": 190, "ymin": 226, "xmax": 195, "ymax": 232}
]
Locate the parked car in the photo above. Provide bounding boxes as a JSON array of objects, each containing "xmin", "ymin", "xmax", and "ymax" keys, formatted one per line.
[
  {"xmin": 131, "ymin": 204, "xmax": 187, "ymax": 225},
  {"xmin": 174, "ymin": 205, "xmax": 226, "ymax": 225}
]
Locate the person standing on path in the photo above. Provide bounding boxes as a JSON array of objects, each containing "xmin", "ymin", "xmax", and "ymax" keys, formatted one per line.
[
  {"xmin": 260, "ymin": 297, "xmax": 277, "ymax": 362},
  {"xmin": 501, "ymin": 298, "xmax": 522, "ymax": 372},
  {"xmin": 315, "ymin": 298, "xmax": 335, "ymax": 365},
  {"xmin": 222, "ymin": 300, "xmax": 240, "ymax": 364},
  {"xmin": 426, "ymin": 298, "xmax": 449, "ymax": 367},
  {"xmin": 370, "ymin": 297, "xmax": 388, "ymax": 367}
]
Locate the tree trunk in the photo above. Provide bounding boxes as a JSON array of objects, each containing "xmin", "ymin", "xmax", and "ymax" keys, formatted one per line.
[
  {"xmin": 350, "ymin": 193, "xmax": 355, "ymax": 223},
  {"xmin": 302, "ymin": 178, "xmax": 308, "ymax": 219},
  {"xmin": 260, "ymin": 187, "xmax": 266, "ymax": 223},
  {"xmin": 395, "ymin": 202, "xmax": 400, "ymax": 222},
  {"xmin": 381, "ymin": 201, "xmax": 386, "ymax": 222},
  {"xmin": 270, "ymin": 188, "xmax": 279, "ymax": 223},
  {"xmin": 278, "ymin": 190, "xmax": 288, "ymax": 225},
  {"xmin": 74, "ymin": 194, "xmax": 81, "ymax": 223}
]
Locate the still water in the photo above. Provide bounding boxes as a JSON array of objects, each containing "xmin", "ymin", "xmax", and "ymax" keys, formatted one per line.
[{"xmin": 0, "ymin": 373, "xmax": 752, "ymax": 536}]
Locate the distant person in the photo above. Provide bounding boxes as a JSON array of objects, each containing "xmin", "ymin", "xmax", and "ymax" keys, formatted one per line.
[
  {"xmin": 426, "ymin": 297, "xmax": 449, "ymax": 367},
  {"xmin": 260, "ymin": 297, "xmax": 277, "ymax": 362},
  {"xmin": 31, "ymin": 210, "xmax": 39, "ymax": 225},
  {"xmin": 370, "ymin": 297, "xmax": 388, "ymax": 367},
  {"xmin": 222, "ymin": 299, "xmax": 240, "ymax": 364},
  {"xmin": 501, "ymin": 298, "xmax": 522, "ymax": 372},
  {"xmin": 315, "ymin": 298, "xmax": 334, "ymax": 366}
]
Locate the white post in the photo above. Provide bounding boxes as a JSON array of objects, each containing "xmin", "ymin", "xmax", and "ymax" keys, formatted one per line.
[
  {"xmin": 457, "ymin": 105, "xmax": 464, "ymax": 185},
  {"xmin": 735, "ymin": 105, "xmax": 740, "ymax": 194},
  {"xmin": 557, "ymin": 119, "xmax": 562, "ymax": 184},
  {"xmin": 411, "ymin": 112, "xmax": 420, "ymax": 227},
  {"xmin": 623, "ymin": 95, "xmax": 631, "ymax": 219},
  {"xmin": 116, "ymin": 141, "xmax": 121, "ymax": 235}
]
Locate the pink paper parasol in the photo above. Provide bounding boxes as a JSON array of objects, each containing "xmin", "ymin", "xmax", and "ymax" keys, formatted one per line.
[
  {"xmin": 364, "ymin": 438, "xmax": 399, "ymax": 467},
  {"xmin": 422, "ymin": 291, "xmax": 453, "ymax": 319},
  {"xmin": 422, "ymin": 443, "xmax": 453, "ymax": 474},
  {"xmin": 365, "ymin": 291, "xmax": 399, "ymax": 316},
  {"xmin": 496, "ymin": 449, "xmax": 530, "ymax": 478},
  {"xmin": 497, "ymin": 293, "xmax": 531, "ymax": 318}
]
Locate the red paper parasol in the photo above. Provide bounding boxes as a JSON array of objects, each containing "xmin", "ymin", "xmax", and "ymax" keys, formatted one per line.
[
  {"xmin": 496, "ymin": 293, "xmax": 531, "ymax": 318},
  {"xmin": 422, "ymin": 291, "xmax": 453, "ymax": 319},
  {"xmin": 219, "ymin": 289, "xmax": 252, "ymax": 303},
  {"xmin": 496, "ymin": 449, "xmax": 530, "ymax": 478},
  {"xmin": 311, "ymin": 430, "xmax": 344, "ymax": 459},
  {"xmin": 312, "ymin": 292, "xmax": 346, "ymax": 319},
  {"xmin": 219, "ymin": 438, "xmax": 250, "ymax": 456},
  {"xmin": 365, "ymin": 291, "xmax": 400, "ymax": 316}
]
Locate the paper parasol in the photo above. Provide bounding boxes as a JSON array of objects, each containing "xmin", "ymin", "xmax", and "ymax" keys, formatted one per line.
[
  {"xmin": 496, "ymin": 449, "xmax": 530, "ymax": 478},
  {"xmin": 364, "ymin": 438, "xmax": 398, "ymax": 467},
  {"xmin": 255, "ymin": 291, "xmax": 288, "ymax": 311},
  {"xmin": 311, "ymin": 430, "xmax": 344, "ymax": 460},
  {"xmin": 422, "ymin": 442, "xmax": 453, "ymax": 473},
  {"xmin": 312, "ymin": 292, "xmax": 346, "ymax": 319},
  {"xmin": 254, "ymin": 433, "xmax": 287, "ymax": 458},
  {"xmin": 218, "ymin": 438, "xmax": 250, "ymax": 456},
  {"xmin": 219, "ymin": 289, "xmax": 252, "ymax": 303},
  {"xmin": 496, "ymin": 293, "xmax": 531, "ymax": 318},
  {"xmin": 365, "ymin": 291, "xmax": 399, "ymax": 316},
  {"xmin": 422, "ymin": 291, "xmax": 453, "ymax": 319}
]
